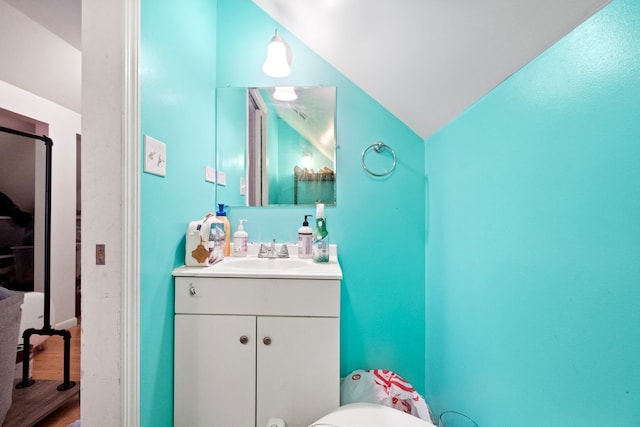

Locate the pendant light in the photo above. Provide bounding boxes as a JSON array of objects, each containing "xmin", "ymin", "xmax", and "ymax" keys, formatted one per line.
[
  {"xmin": 262, "ymin": 29, "xmax": 292, "ymax": 78},
  {"xmin": 273, "ymin": 86, "xmax": 297, "ymax": 101}
]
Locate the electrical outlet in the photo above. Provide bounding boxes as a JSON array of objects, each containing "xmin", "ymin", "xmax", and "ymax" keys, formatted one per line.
[
  {"xmin": 144, "ymin": 135, "xmax": 167, "ymax": 176},
  {"xmin": 205, "ymin": 166, "xmax": 216, "ymax": 183},
  {"xmin": 217, "ymin": 170, "xmax": 226, "ymax": 186}
]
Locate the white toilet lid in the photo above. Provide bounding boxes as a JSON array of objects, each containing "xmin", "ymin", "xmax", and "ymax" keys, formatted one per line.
[{"xmin": 309, "ymin": 403, "xmax": 435, "ymax": 427}]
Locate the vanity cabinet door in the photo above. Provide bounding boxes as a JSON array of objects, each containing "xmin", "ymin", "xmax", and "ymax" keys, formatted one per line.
[
  {"xmin": 174, "ymin": 314, "xmax": 256, "ymax": 426},
  {"xmin": 256, "ymin": 316, "xmax": 340, "ymax": 427}
]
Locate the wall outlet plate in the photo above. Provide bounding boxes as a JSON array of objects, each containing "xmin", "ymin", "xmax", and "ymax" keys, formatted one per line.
[
  {"xmin": 217, "ymin": 170, "xmax": 226, "ymax": 186},
  {"xmin": 205, "ymin": 166, "xmax": 216, "ymax": 183},
  {"xmin": 144, "ymin": 135, "xmax": 166, "ymax": 176}
]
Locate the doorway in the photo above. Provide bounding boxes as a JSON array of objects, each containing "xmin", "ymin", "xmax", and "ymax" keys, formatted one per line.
[{"xmin": 0, "ymin": 108, "xmax": 38, "ymax": 292}]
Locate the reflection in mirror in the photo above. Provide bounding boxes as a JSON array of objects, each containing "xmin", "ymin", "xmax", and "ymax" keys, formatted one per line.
[{"xmin": 216, "ymin": 86, "xmax": 336, "ymax": 207}]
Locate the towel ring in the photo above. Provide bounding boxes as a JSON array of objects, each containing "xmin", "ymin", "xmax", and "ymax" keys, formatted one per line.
[{"xmin": 361, "ymin": 141, "xmax": 397, "ymax": 177}]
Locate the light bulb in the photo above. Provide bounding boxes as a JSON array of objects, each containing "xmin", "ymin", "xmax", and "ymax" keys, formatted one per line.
[{"xmin": 273, "ymin": 86, "xmax": 297, "ymax": 101}]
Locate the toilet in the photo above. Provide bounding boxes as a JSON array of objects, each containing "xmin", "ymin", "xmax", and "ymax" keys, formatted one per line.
[{"xmin": 309, "ymin": 402, "xmax": 436, "ymax": 427}]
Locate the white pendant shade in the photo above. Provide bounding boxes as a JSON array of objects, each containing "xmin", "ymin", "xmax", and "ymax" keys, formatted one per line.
[
  {"xmin": 273, "ymin": 86, "xmax": 297, "ymax": 101},
  {"xmin": 262, "ymin": 30, "xmax": 291, "ymax": 78}
]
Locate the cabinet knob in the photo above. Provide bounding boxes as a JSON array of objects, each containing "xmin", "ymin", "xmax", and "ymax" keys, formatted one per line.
[
  {"xmin": 189, "ymin": 285, "xmax": 197, "ymax": 296},
  {"xmin": 263, "ymin": 337, "xmax": 272, "ymax": 346},
  {"xmin": 239, "ymin": 335, "xmax": 249, "ymax": 344}
]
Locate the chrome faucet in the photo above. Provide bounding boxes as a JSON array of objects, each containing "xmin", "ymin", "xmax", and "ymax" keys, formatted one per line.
[
  {"xmin": 258, "ymin": 239, "xmax": 290, "ymax": 259},
  {"xmin": 278, "ymin": 243, "xmax": 289, "ymax": 258},
  {"xmin": 266, "ymin": 239, "xmax": 278, "ymax": 258}
]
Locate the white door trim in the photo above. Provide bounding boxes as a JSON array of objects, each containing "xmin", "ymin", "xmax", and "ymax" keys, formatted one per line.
[{"xmin": 122, "ymin": 0, "xmax": 140, "ymax": 424}]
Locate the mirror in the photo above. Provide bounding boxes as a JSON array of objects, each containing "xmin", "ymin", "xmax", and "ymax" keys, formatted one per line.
[{"xmin": 216, "ymin": 86, "xmax": 336, "ymax": 207}]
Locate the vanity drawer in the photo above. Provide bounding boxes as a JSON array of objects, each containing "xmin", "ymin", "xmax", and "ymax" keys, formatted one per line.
[{"xmin": 175, "ymin": 277, "xmax": 340, "ymax": 317}]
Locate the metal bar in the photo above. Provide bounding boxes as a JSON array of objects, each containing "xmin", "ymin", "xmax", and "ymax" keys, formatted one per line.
[
  {"xmin": 43, "ymin": 136, "xmax": 53, "ymax": 329},
  {"xmin": 2, "ymin": 126, "xmax": 74, "ymax": 393},
  {"xmin": 0, "ymin": 126, "xmax": 50, "ymax": 143},
  {"xmin": 16, "ymin": 332, "xmax": 35, "ymax": 389},
  {"xmin": 16, "ymin": 327, "xmax": 77, "ymax": 390},
  {"xmin": 57, "ymin": 330, "xmax": 76, "ymax": 391},
  {"xmin": 1, "ymin": 126, "xmax": 53, "ymax": 329}
]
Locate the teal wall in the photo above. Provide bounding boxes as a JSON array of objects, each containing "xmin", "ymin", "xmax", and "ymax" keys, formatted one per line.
[
  {"xmin": 139, "ymin": 0, "xmax": 425, "ymax": 426},
  {"xmin": 271, "ymin": 118, "xmax": 333, "ymax": 205},
  {"xmin": 216, "ymin": 0, "xmax": 426, "ymax": 391},
  {"xmin": 425, "ymin": 0, "xmax": 640, "ymax": 424},
  {"xmin": 216, "ymin": 87, "xmax": 246, "ymax": 206},
  {"xmin": 139, "ymin": 0, "xmax": 217, "ymax": 426}
]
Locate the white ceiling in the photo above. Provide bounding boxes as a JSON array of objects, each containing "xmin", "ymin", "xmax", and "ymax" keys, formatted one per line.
[
  {"xmin": 252, "ymin": 0, "xmax": 610, "ymax": 139},
  {"xmin": 5, "ymin": 0, "xmax": 610, "ymax": 140},
  {"xmin": 5, "ymin": 0, "xmax": 81, "ymax": 50}
]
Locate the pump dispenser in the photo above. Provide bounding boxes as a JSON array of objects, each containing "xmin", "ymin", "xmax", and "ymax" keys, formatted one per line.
[
  {"xmin": 298, "ymin": 214, "xmax": 313, "ymax": 259},
  {"xmin": 216, "ymin": 203, "xmax": 231, "ymax": 257},
  {"xmin": 233, "ymin": 219, "xmax": 249, "ymax": 257},
  {"xmin": 312, "ymin": 203, "xmax": 329, "ymax": 263}
]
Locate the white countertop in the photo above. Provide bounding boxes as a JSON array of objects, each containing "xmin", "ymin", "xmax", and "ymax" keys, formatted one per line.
[{"xmin": 173, "ymin": 255, "xmax": 342, "ymax": 279}]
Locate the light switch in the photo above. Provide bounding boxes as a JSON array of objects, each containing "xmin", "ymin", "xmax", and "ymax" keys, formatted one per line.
[
  {"xmin": 144, "ymin": 135, "xmax": 167, "ymax": 176},
  {"xmin": 205, "ymin": 166, "xmax": 216, "ymax": 183},
  {"xmin": 240, "ymin": 178, "xmax": 247, "ymax": 195}
]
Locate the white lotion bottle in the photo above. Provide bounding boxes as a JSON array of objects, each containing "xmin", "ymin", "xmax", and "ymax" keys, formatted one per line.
[
  {"xmin": 233, "ymin": 219, "xmax": 249, "ymax": 257},
  {"xmin": 297, "ymin": 214, "xmax": 313, "ymax": 259}
]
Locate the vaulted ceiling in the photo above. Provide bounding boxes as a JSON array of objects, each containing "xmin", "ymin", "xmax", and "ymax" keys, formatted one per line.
[
  {"xmin": 4, "ymin": 0, "xmax": 81, "ymax": 50},
  {"xmin": 252, "ymin": 0, "xmax": 610, "ymax": 139},
  {"xmin": 4, "ymin": 0, "xmax": 610, "ymax": 139}
]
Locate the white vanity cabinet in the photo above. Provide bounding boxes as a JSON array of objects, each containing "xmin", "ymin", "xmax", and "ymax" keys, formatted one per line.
[{"xmin": 173, "ymin": 274, "xmax": 341, "ymax": 427}]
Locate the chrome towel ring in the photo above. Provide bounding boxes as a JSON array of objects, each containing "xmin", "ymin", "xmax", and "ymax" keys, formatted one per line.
[{"xmin": 361, "ymin": 141, "xmax": 397, "ymax": 177}]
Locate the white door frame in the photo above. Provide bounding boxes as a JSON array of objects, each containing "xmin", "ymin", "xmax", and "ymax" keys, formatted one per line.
[{"xmin": 123, "ymin": 0, "xmax": 140, "ymax": 424}]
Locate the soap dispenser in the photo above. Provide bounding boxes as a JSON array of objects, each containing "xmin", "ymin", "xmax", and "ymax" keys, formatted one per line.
[
  {"xmin": 312, "ymin": 203, "xmax": 329, "ymax": 263},
  {"xmin": 215, "ymin": 203, "xmax": 231, "ymax": 257},
  {"xmin": 233, "ymin": 219, "xmax": 249, "ymax": 257},
  {"xmin": 298, "ymin": 215, "xmax": 313, "ymax": 259}
]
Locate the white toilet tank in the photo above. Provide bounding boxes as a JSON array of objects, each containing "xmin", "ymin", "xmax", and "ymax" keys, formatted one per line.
[
  {"xmin": 18, "ymin": 291, "xmax": 56, "ymax": 347},
  {"xmin": 310, "ymin": 403, "xmax": 435, "ymax": 427}
]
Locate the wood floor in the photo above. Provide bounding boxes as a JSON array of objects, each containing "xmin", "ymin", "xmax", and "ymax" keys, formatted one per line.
[{"xmin": 7, "ymin": 321, "xmax": 81, "ymax": 427}]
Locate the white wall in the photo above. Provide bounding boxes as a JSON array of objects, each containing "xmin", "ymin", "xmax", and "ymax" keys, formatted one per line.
[
  {"xmin": 81, "ymin": 0, "xmax": 129, "ymax": 424},
  {"xmin": 0, "ymin": 1, "xmax": 81, "ymax": 113},
  {"xmin": 0, "ymin": 81, "xmax": 81, "ymax": 328}
]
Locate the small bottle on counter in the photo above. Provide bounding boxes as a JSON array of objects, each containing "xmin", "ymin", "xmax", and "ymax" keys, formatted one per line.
[
  {"xmin": 298, "ymin": 214, "xmax": 313, "ymax": 259},
  {"xmin": 215, "ymin": 203, "xmax": 231, "ymax": 257},
  {"xmin": 233, "ymin": 219, "xmax": 249, "ymax": 257},
  {"xmin": 312, "ymin": 203, "xmax": 329, "ymax": 263}
]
